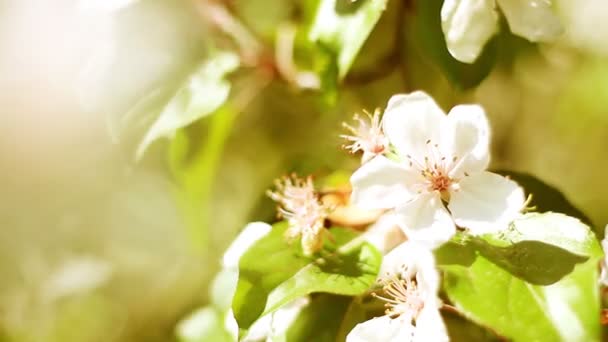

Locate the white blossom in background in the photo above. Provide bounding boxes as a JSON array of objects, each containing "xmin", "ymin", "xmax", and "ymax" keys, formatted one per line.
[
  {"xmin": 342, "ymin": 109, "xmax": 389, "ymax": 163},
  {"xmin": 441, "ymin": 0, "xmax": 563, "ymax": 63},
  {"xmin": 600, "ymin": 225, "xmax": 608, "ymax": 286},
  {"xmin": 42, "ymin": 256, "xmax": 113, "ymax": 301},
  {"xmin": 351, "ymin": 91, "xmax": 525, "ymax": 247},
  {"xmin": 267, "ymin": 174, "xmax": 330, "ymax": 256},
  {"xmin": 347, "ymin": 242, "xmax": 448, "ymax": 342}
]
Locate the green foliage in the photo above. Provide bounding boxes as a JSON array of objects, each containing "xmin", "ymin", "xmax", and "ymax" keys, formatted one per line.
[
  {"xmin": 168, "ymin": 105, "xmax": 239, "ymax": 250},
  {"xmin": 282, "ymin": 294, "xmax": 353, "ymax": 342},
  {"xmin": 438, "ymin": 212, "xmax": 602, "ymax": 341},
  {"xmin": 442, "ymin": 310, "xmax": 502, "ymax": 341},
  {"xmin": 307, "ymin": 0, "xmax": 388, "ymax": 80},
  {"xmin": 408, "ymin": 0, "xmax": 496, "ymax": 89},
  {"xmin": 497, "ymin": 170, "xmax": 593, "ymax": 225},
  {"xmin": 232, "ymin": 222, "xmax": 381, "ymax": 338},
  {"xmin": 137, "ymin": 51, "xmax": 239, "ymax": 159}
]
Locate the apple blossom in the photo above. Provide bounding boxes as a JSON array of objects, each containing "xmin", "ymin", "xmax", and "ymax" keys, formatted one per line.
[
  {"xmin": 342, "ymin": 109, "xmax": 389, "ymax": 163},
  {"xmin": 442, "ymin": 0, "xmax": 563, "ymax": 63},
  {"xmin": 350, "ymin": 91, "xmax": 525, "ymax": 247},
  {"xmin": 347, "ymin": 242, "xmax": 448, "ymax": 342},
  {"xmin": 267, "ymin": 174, "xmax": 331, "ymax": 256}
]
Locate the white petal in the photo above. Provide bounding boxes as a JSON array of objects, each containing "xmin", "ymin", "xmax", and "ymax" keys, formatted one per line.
[
  {"xmin": 449, "ymin": 172, "xmax": 525, "ymax": 234},
  {"xmin": 443, "ymin": 104, "xmax": 490, "ymax": 177},
  {"xmin": 392, "ymin": 193, "xmax": 456, "ymax": 249},
  {"xmin": 413, "ymin": 304, "xmax": 449, "ymax": 342},
  {"xmin": 601, "ymin": 225, "xmax": 608, "ymax": 286},
  {"xmin": 347, "ymin": 316, "xmax": 414, "ymax": 342},
  {"xmin": 223, "ymin": 222, "xmax": 272, "ymax": 269},
  {"xmin": 441, "ymin": 0, "xmax": 500, "ymax": 63},
  {"xmin": 361, "ymin": 214, "xmax": 407, "ymax": 254},
  {"xmin": 497, "ymin": 0, "xmax": 563, "ymax": 42},
  {"xmin": 224, "ymin": 310, "xmax": 239, "ymax": 341},
  {"xmin": 383, "ymin": 92, "xmax": 445, "ymax": 160},
  {"xmin": 379, "ymin": 241, "xmax": 440, "ymax": 295},
  {"xmin": 351, "ymin": 156, "xmax": 419, "ymax": 210}
]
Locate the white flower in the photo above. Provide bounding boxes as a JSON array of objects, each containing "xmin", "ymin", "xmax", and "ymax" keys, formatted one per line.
[
  {"xmin": 347, "ymin": 242, "xmax": 448, "ymax": 342},
  {"xmin": 600, "ymin": 225, "xmax": 608, "ymax": 286},
  {"xmin": 442, "ymin": 0, "xmax": 563, "ymax": 63},
  {"xmin": 351, "ymin": 91, "xmax": 525, "ymax": 247},
  {"xmin": 267, "ymin": 174, "xmax": 330, "ymax": 256},
  {"xmin": 342, "ymin": 109, "xmax": 389, "ymax": 163}
]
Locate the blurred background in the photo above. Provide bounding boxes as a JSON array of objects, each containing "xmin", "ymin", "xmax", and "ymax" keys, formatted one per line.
[{"xmin": 0, "ymin": 0, "xmax": 606, "ymax": 341}]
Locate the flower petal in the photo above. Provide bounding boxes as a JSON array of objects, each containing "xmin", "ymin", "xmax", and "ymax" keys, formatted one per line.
[
  {"xmin": 443, "ymin": 104, "xmax": 490, "ymax": 177},
  {"xmin": 379, "ymin": 241, "xmax": 440, "ymax": 295},
  {"xmin": 601, "ymin": 225, "xmax": 608, "ymax": 286},
  {"xmin": 449, "ymin": 171, "xmax": 525, "ymax": 234},
  {"xmin": 413, "ymin": 304, "xmax": 449, "ymax": 342},
  {"xmin": 222, "ymin": 222, "xmax": 272, "ymax": 269},
  {"xmin": 383, "ymin": 91, "xmax": 445, "ymax": 161},
  {"xmin": 351, "ymin": 156, "xmax": 419, "ymax": 210},
  {"xmin": 392, "ymin": 193, "xmax": 456, "ymax": 249},
  {"xmin": 497, "ymin": 0, "xmax": 563, "ymax": 42},
  {"xmin": 347, "ymin": 316, "xmax": 414, "ymax": 342},
  {"xmin": 361, "ymin": 215, "xmax": 407, "ymax": 254},
  {"xmin": 441, "ymin": 0, "xmax": 500, "ymax": 63}
]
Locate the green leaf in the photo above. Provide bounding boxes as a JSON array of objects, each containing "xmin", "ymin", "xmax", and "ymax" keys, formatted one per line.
[
  {"xmin": 137, "ymin": 51, "xmax": 239, "ymax": 159},
  {"xmin": 496, "ymin": 170, "xmax": 592, "ymax": 225},
  {"xmin": 442, "ymin": 310, "xmax": 503, "ymax": 341},
  {"xmin": 408, "ymin": 0, "xmax": 496, "ymax": 89},
  {"xmin": 307, "ymin": 0, "xmax": 388, "ymax": 79},
  {"xmin": 232, "ymin": 222, "xmax": 381, "ymax": 337},
  {"xmin": 282, "ymin": 294, "xmax": 353, "ymax": 342},
  {"xmin": 439, "ymin": 213, "xmax": 602, "ymax": 341},
  {"xmin": 483, "ymin": 212, "xmax": 596, "ymax": 257}
]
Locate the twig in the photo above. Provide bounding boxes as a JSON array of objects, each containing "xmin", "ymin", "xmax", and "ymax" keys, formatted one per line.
[{"xmin": 196, "ymin": 0, "xmax": 263, "ymax": 65}]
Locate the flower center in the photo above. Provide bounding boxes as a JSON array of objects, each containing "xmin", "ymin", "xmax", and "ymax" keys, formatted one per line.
[
  {"xmin": 372, "ymin": 274, "xmax": 424, "ymax": 321},
  {"xmin": 406, "ymin": 139, "xmax": 458, "ymax": 195},
  {"xmin": 423, "ymin": 168, "xmax": 452, "ymax": 193}
]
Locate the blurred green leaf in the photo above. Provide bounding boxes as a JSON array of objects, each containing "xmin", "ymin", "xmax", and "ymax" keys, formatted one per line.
[
  {"xmin": 439, "ymin": 213, "xmax": 602, "ymax": 341},
  {"xmin": 409, "ymin": 0, "xmax": 496, "ymax": 89},
  {"xmin": 307, "ymin": 0, "xmax": 388, "ymax": 80},
  {"xmin": 496, "ymin": 170, "xmax": 592, "ymax": 225},
  {"xmin": 168, "ymin": 105, "xmax": 238, "ymax": 250},
  {"xmin": 137, "ymin": 51, "xmax": 239, "ymax": 159},
  {"xmin": 232, "ymin": 222, "xmax": 381, "ymax": 338}
]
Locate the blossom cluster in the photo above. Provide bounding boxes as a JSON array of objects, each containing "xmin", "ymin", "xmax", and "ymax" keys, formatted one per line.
[
  {"xmin": 339, "ymin": 91, "xmax": 526, "ymax": 341},
  {"xmin": 259, "ymin": 91, "xmax": 526, "ymax": 341}
]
